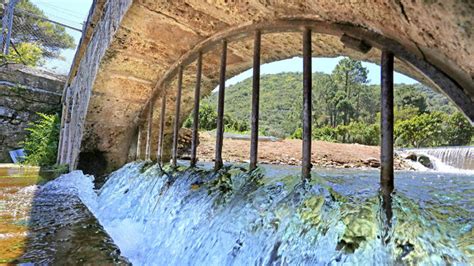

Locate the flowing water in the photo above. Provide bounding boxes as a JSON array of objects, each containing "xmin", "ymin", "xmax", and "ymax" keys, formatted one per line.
[
  {"xmin": 2, "ymin": 162, "xmax": 473, "ymax": 265},
  {"xmin": 62, "ymin": 161, "xmax": 472, "ymax": 265},
  {"xmin": 0, "ymin": 166, "xmax": 128, "ymax": 264},
  {"xmin": 401, "ymin": 146, "xmax": 473, "ymax": 171}
]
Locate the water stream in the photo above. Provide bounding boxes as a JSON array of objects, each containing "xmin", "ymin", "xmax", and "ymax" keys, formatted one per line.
[
  {"xmin": 400, "ymin": 146, "xmax": 473, "ymax": 171},
  {"xmin": 67, "ymin": 161, "xmax": 473, "ymax": 265},
  {"xmin": 0, "ymin": 167, "xmax": 128, "ymax": 264}
]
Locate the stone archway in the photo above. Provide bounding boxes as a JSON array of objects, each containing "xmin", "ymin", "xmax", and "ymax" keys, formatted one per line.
[
  {"xmin": 58, "ymin": 1, "xmax": 474, "ymax": 173},
  {"xmin": 133, "ymin": 19, "xmax": 472, "ymax": 165}
]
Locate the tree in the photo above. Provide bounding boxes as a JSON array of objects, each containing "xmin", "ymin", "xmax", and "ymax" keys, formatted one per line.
[
  {"xmin": 444, "ymin": 112, "xmax": 473, "ymax": 146},
  {"xmin": 394, "ymin": 85, "xmax": 428, "ymax": 114},
  {"xmin": 395, "ymin": 112, "xmax": 446, "ymax": 148},
  {"xmin": 331, "ymin": 58, "xmax": 368, "ymax": 124},
  {"xmin": 0, "ymin": 42, "xmax": 43, "ymax": 66},
  {"xmin": 2, "ymin": 0, "xmax": 75, "ymax": 63}
]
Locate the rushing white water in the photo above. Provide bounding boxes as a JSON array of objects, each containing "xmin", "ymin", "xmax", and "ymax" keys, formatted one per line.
[
  {"xmin": 402, "ymin": 146, "xmax": 473, "ymax": 171},
  {"xmin": 56, "ymin": 162, "xmax": 473, "ymax": 265}
]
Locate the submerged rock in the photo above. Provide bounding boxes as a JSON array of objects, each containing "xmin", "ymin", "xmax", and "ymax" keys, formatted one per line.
[{"xmin": 417, "ymin": 155, "xmax": 433, "ymax": 169}]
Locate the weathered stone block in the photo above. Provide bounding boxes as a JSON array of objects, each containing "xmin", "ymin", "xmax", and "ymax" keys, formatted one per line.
[{"xmin": 0, "ymin": 64, "xmax": 65, "ymax": 162}]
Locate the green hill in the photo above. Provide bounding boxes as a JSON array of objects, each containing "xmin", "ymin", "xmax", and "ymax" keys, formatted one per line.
[
  {"xmin": 189, "ymin": 58, "xmax": 471, "ymax": 148},
  {"xmin": 203, "ymin": 72, "xmax": 458, "ymax": 138}
]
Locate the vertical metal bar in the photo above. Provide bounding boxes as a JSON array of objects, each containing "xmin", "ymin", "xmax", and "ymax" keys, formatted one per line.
[
  {"xmin": 157, "ymin": 94, "xmax": 167, "ymax": 163},
  {"xmin": 302, "ymin": 28, "xmax": 312, "ymax": 180},
  {"xmin": 190, "ymin": 52, "xmax": 202, "ymax": 167},
  {"xmin": 380, "ymin": 50, "xmax": 394, "ymax": 229},
  {"xmin": 1, "ymin": 0, "xmax": 18, "ymax": 54},
  {"xmin": 136, "ymin": 125, "xmax": 142, "ymax": 160},
  {"xmin": 249, "ymin": 30, "xmax": 261, "ymax": 171},
  {"xmin": 172, "ymin": 66, "xmax": 183, "ymax": 167},
  {"xmin": 215, "ymin": 39, "xmax": 227, "ymax": 170},
  {"xmin": 145, "ymin": 101, "xmax": 153, "ymax": 160}
]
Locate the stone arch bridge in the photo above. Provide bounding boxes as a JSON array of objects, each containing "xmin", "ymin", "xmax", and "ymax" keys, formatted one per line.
[{"xmin": 58, "ymin": 0, "xmax": 474, "ymax": 176}]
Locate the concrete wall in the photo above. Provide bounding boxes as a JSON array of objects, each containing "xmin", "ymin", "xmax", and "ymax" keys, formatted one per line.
[{"xmin": 0, "ymin": 64, "xmax": 65, "ymax": 162}]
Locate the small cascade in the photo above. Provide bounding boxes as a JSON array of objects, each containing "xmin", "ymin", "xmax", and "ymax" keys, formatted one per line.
[
  {"xmin": 64, "ymin": 162, "xmax": 473, "ymax": 265},
  {"xmin": 400, "ymin": 146, "xmax": 473, "ymax": 171}
]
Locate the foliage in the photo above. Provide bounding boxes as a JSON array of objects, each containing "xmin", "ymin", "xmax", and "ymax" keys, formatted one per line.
[
  {"xmin": 183, "ymin": 103, "xmax": 248, "ymax": 132},
  {"xmin": 1, "ymin": 0, "xmax": 75, "ymax": 64},
  {"xmin": 293, "ymin": 122, "xmax": 379, "ymax": 146},
  {"xmin": 395, "ymin": 112, "xmax": 446, "ymax": 148},
  {"xmin": 395, "ymin": 85, "xmax": 428, "ymax": 113},
  {"xmin": 184, "ymin": 103, "xmax": 217, "ymax": 130},
  {"xmin": 341, "ymin": 122, "xmax": 380, "ymax": 145},
  {"xmin": 0, "ymin": 42, "xmax": 43, "ymax": 66},
  {"xmin": 22, "ymin": 113, "xmax": 60, "ymax": 166},
  {"xmin": 311, "ymin": 126, "xmax": 337, "ymax": 142},
  {"xmin": 194, "ymin": 58, "xmax": 472, "ymax": 148},
  {"xmin": 442, "ymin": 112, "xmax": 473, "ymax": 146}
]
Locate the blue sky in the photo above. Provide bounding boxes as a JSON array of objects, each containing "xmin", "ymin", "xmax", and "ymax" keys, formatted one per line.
[
  {"xmin": 29, "ymin": 1, "xmax": 418, "ymax": 85},
  {"xmin": 226, "ymin": 57, "xmax": 417, "ymax": 87},
  {"xmin": 29, "ymin": 0, "xmax": 93, "ymax": 74}
]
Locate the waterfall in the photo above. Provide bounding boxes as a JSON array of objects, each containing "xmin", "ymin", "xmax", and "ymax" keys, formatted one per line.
[
  {"xmin": 62, "ymin": 162, "xmax": 473, "ymax": 265},
  {"xmin": 402, "ymin": 146, "xmax": 473, "ymax": 170}
]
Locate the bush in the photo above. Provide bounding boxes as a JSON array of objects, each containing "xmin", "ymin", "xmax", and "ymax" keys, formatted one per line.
[
  {"xmin": 395, "ymin": 112, "xmax": 446, "ymax": 148},
  {"xmin": 22, "ymin": 113, "xmax": 60, "ymax": 166},
  {"xmin": 312, "ymin": 126, "xmax": 337, "ymax": 142},
  {"xmin": 0, "ymin": 42, "xmax": 44, "ymax": 66},
  {"xmin": 183, "ymin": 103, "xmax": 217, "ymax": 130},
  {"xmin": 444, "ymin": 112, "xmax": 473, "ymax": 146},
  {"xmin": 184, "ymin": 103, "xmax": 248, "ymax": 133},
  {"xmin": 343, "ymin": 122, "xmax": 380, "ymax": 145},
  {"xmin": 291, "ymin": 128, "xmax": 302, "ymax": 139}
]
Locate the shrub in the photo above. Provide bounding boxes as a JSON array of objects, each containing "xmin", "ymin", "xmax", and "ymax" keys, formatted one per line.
[
  {"xmin": 0, "ymin": 42, "xmax": 44, "ymax": 66},
  {"xmin": 291, "ymin": 128, "xmax": 303, "ymax": 139},
  {"xmin": 22, "ymin": 113, "xmax": 60, "ymax": 166},
  {"xmin": 444, "ymin": 112, "xmax": 473, "ymax": 146},
  {"xmin": 312, "ymin": 126, "xmax": 337, "ymax": 142},
  {"xmin": 184, "ymin": 103, "xmax": 248, "ymax": 133},
  {"xmin": 343, "ymin": 122, "xmax": 379, "ymax": 145},
  {"xmin": 395, "ymin": 112, "xmax": 446, "ymax": 148}
]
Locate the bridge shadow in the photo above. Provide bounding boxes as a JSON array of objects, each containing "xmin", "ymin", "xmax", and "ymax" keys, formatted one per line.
[{"xmin": 0, "ymin": 166, "xmax": 128, "ymax": 264}]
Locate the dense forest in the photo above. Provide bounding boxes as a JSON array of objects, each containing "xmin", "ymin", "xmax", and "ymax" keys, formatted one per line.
[{"xmin": 185, "ymin": 58, "xmax": 473, "ymax": 148}]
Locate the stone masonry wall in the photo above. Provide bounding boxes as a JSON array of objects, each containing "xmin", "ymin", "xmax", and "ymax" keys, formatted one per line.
[
  {"xmin": 58, "ymin": 0, "xmax": 132, "ymax": 173},
  {"xmin": 0, "ymin": 64, "xmax": 65, "ymax": 162}
]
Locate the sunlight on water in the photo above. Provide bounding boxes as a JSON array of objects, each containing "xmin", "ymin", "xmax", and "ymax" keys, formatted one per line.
[{"xmin": 64, "ymin": 161, "xmax": 474, "ymax": 265}]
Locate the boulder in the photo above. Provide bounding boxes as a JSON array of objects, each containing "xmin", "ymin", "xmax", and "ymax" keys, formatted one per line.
[{"xmin": 417, "ymin": 155, "xmax": 433, "ymax": 169}]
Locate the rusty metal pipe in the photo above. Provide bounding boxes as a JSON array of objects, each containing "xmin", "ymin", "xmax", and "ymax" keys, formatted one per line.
[
  {"xmin": 145, "ymin": 101, "xmax": 153, "ymax": 160},
  {"xmin": 172, "ymin": 66, "xmax": 183, "ymax": 167},
  {"xmin": 249, "ymin": 30, "xmax": 261, "ymax": 171},
  {"xmin": 157, "ymin": 94, "xmax": 167, "ymax": 163},
  {"xmin": 302, "ymin": 28, "xmax": 312, "ymax": 180},
  {"xmin": 215, "ymin": 40, "xmax": 227, "ymax": 170},
  {"xmin": 380, "ymin": 50, "xmax": 394, "ymax": 230},
  {"xmin": 190, "ymin": 52, "xmax": 202, "ymax": 167}
]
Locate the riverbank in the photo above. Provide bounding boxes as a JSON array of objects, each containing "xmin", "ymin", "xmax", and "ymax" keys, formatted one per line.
[{"xmin": 194, "ymin": 132, "xmax": 409, "ymax": 169}]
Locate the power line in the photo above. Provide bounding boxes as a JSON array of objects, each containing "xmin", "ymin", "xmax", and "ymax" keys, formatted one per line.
[
  {"xmin": 33, "ymin": 2, "xmax": 85, "ymax": 21},
  {"xmin": 34, "ymin": 0, "xmax": 86, "ymax": 18},
  {"xmin": 15, "ymin": 8, "xmax": 83, "ymax": 32}
]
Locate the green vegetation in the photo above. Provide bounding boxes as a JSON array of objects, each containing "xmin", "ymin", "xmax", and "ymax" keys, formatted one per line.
[
  {"xmin": 0, "ymin": 42, "xmax": 43, "ymax": 66},
  {"xmin": 0, "ymin": 0, "xmax": 75, "ymax": 66},
  {"xmin": 22, "ymin": 113, "xmax": 60, "ymax": 167},
  {"xmin": 193, "ymin": 58, "xmax": 472, "ymax": 148},
  {"xmin": 183, "ymin": 103, "xmax": 249, "ymax": 133}
]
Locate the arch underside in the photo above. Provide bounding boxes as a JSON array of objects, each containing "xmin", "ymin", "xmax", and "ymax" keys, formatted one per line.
[{"xmin": 78, "ymin": 1, "xmax": 473, "ymax": 172}]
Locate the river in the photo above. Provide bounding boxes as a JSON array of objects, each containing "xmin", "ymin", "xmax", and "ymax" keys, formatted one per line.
[
  {"xmin": 1, "ymin": 161, "xmax": 473, "ymax": 264},
  {"xmin": 0, "ymin": 166, "xmax": 128, "ymax": 264}
]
